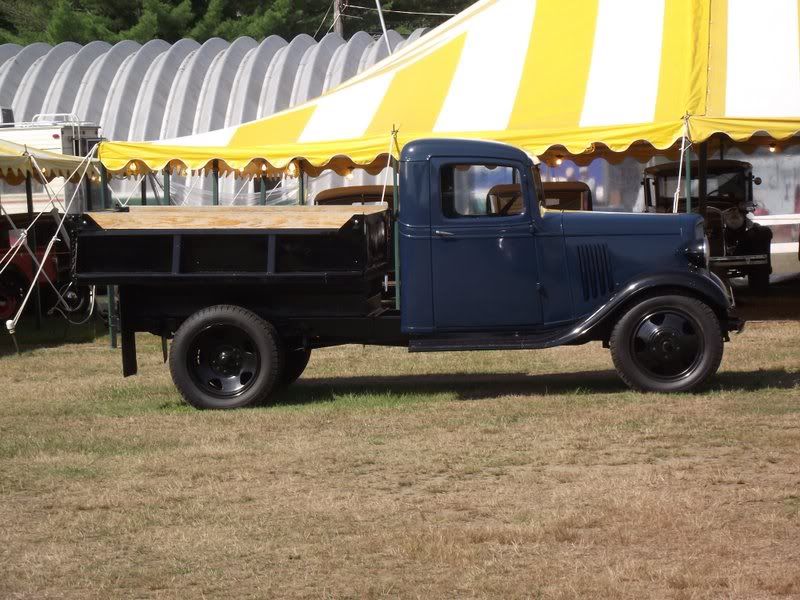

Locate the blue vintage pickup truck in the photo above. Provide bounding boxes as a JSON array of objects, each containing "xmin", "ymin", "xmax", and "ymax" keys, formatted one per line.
[{"xmin": 74, "ymin": 139, "xmax": 742, "ymax": 409}]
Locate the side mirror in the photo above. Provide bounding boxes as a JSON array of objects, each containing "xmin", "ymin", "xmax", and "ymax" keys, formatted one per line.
[{"xmin": 753, "ymin": 177, "xmax": 762, "ymax": 186}]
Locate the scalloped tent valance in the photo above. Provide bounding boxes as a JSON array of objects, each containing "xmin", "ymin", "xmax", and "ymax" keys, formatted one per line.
[
  {"xmin": 0, "ymin": 138, "xmax": 100, "ymax": 186},
  {"xmin": 98, "ymin": 0, "xmax": 800, "ymax": 177}
]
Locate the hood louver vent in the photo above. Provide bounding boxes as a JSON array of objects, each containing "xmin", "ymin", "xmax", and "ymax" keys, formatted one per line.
[{"xmin": 577, "ymin": 243, "xmax": 615, "ymax": 300}]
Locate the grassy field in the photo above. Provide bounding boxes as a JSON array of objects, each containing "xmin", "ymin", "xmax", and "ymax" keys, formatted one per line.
[{"xmin": 1, "ymin": 320, "xmax": 799, "ymax": 599}]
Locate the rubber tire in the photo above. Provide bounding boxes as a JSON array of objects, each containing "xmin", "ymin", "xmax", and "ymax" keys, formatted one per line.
[
  {"xmin": 169, "ymin": 305, "xmax": 283, "ymax": 409},
  {"xmin": 609, "ymin": 295, "xmax": 723, "ymax": 393},
  {"xmin": 748, "ymin": 269, "xmax": 770, "ymax": 294},
  {"xmin": 281, "ymin": 348, "xmax": 311, "ymax": 386}
]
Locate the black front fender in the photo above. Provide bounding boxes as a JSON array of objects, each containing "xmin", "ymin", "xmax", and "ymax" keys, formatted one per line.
[{"xmin": 571, "ymin": 269, "xmax": 735, "ymax": 342}]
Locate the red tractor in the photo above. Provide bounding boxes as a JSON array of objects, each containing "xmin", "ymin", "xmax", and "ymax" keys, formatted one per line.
[{"xmin": 0, "ymin": 214, "xmax": 70, "ymax": 322}]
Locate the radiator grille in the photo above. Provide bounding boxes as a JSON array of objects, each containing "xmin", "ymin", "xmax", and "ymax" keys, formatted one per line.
[{"xmin": 576, "ymin": 243, "xmax": 614, "ymax": 300}]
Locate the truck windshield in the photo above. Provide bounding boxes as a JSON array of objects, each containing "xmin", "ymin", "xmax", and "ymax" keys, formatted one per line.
[{"xmin": 654, "ymin": 171, "xmax": 748, "ymax": 212}]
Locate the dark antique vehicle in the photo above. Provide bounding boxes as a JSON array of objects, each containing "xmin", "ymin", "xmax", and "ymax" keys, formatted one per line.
[
  {"xmin": 541, "ymin": 181, "xmax": 593, "ymax": 211},
  {"xmin": 642, "ymin": 160, "xmax": 772, "ymax": 291},
  {"xmin": 73, "ymin": 139, "xmax": 742, "ymax": 409}
]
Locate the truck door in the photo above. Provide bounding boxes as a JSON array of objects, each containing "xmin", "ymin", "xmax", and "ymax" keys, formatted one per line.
[{"xmin": 430, "ymin": 159, "xmax": 542, "ymax": 330}]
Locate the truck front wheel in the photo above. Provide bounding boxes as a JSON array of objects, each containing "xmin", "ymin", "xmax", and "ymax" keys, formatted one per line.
[
  {"xmin": 281, "ymin": 347, "xmax": 311, "ymax": 386},
  {"xmin": 609, "ymin": 295, "xmax": 723, "ymax": 393},
  {"xmin": 169, "ymin": 305, "xmax": 283, "ymax": 409}
]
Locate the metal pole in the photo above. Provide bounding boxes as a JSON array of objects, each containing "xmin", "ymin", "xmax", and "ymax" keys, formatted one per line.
[
  {"xmin": 163, "ymin": 168, "xmax": 171, "ymax": 205},
  {"xmin": 212, "ymin": 160, "xmax": 219, "ymax": 206},
  {"xmin": 333, "ymin": 0, "xmax": 344, "ymax": 36},
  {"xmin": 99, "ymin": 165, "xmax": 109, "ymax": 209},
  {"xmin": 684, "ymin": 146, "xmax": 692, "ymax": 214},
  {"xmin": 140, "ymin": 176, "xmax": 147, "ymax": 206},
  {"xmin": 84, "ymin": 169, "xmax": 93, "ymax": 211},
  {"xmin": 375, "ymin": 0, "xmax": 392, "ymax": 55},
  {"xmin": 298, "ymin": 165, "xmax": 305, "ymax": 205},
  {"xmin": 24, "ymin": 173, "xmax": 42, "ymax": 329},
  {"xmin": 392, "ymin": 161, "xmax": 400, "ymax": 310},
  {"xmin": 108, "ymin": 285, "xmax": 117, "ymax": 349},
  {"xmin": 259, "ymin": 176, "xmax": 267, "ymax": 205},
  {"xmin": 698, "ymin": 142, "xmax": 708, "ymax": 216}
]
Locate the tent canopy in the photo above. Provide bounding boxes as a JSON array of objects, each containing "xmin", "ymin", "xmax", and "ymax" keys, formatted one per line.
[
  {"xmin": 99, "ymin": 0, "xmax": 800, "ymax": 177},
  {"xmin": 0, "ymin": 138, "xmax": 100, "ymax": 185}
]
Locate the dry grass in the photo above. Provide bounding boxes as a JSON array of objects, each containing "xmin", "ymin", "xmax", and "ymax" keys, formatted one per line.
[{"xmin": 1, "ymin": 321, "xmax": 799, "ymax": 599}]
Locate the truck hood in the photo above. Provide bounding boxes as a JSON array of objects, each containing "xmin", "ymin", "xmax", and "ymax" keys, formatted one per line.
[{"xmin": 560, "ymin": 210, "xmax": 701, "ymax": 240}]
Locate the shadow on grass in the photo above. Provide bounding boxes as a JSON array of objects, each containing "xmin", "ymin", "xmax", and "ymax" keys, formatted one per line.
[
  {"xmin": 0, "ymin": 316, "xmax": 104, "ymax": 357},
  {"xmin": 271, "ymin": 368, "xmax": 800, "ymax": 407}
]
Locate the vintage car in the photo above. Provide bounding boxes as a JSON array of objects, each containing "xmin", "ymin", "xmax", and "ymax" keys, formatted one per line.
[{"xmin": 642, "ymin": 160, "xmax": 772, "ymax": 291}]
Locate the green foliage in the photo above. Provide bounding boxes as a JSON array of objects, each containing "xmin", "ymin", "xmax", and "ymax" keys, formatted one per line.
[{"xmin": 0, "ymin": 0, "xmax": 475, "ymax": 45}]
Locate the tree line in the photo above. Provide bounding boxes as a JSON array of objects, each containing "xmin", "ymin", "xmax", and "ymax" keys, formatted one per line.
[{"xmin": 0, "ymin": 0, "xmax": 474, "ymax": 46}]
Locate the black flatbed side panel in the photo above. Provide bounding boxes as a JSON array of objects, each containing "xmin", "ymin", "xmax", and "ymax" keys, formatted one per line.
[{"xmin": 76, "ymin": 212, "xmax": 390, "ymax": 281}]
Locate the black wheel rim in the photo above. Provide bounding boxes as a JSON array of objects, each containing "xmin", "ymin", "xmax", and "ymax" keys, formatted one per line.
[
  {"xmin": 630, "ymin": 309, "xmax": 704, "ymax": 382},
  {"xmin": 187, "ymin": 323, "xmax": 260, "ymax": 398}
]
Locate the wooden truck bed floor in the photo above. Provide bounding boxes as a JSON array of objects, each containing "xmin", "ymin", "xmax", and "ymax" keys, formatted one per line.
[{"xmin": 86, "ymin": 205, "xmax": 389, "ymax": 231}]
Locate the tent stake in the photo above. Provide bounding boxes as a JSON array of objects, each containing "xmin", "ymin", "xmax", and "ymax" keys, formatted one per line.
[{"xmin": 24, "ymin": 174, "xmax": 42, "ymax": 330}]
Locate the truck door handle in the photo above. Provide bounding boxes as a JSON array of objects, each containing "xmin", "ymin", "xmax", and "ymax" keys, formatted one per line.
[{"xmin": 434, "ymin": 230, "xmax": 455, "ymax": 237}]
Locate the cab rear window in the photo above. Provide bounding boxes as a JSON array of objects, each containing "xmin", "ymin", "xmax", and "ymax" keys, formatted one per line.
[{"xmin": 441, "ymin": 164, "xmax": 524, "ymax": 218}]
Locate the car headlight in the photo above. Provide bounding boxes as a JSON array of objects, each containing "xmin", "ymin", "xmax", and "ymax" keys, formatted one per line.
[{"xmin": 724, "ymin": 209, "xmax": 745, "ymax": 230}]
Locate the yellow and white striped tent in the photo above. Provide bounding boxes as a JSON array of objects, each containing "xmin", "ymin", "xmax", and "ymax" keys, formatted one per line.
[{"xmin": 99, "ymin": 0, "xmax": 800, "ymax": 177}]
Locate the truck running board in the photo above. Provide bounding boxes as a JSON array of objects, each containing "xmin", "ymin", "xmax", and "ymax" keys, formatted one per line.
[{"xmin": 409, "ymin": 330, "xmax": 568, "ymax": 353}]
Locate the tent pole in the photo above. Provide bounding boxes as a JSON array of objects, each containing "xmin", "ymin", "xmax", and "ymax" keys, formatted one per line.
[
  {"xmin": 260, "ymin": 176, "xmax": 267, "ymax": 205},
  {"xmin": 698, "ymin": 142, "xmax": 708, "ymax": 216},
  {"xmin": 298, "ymin": 165, "xmax": 305, "ymax": 205},
  {"xmin": 84, "ymin": 169, "xmax": 93, "ymax": 211},
  {"xmin": 99, "ymin": 165, "xmax": 108, "ymax": 208},
  {"xmin": 212, "ymin": 160, "xmax": 219, "ymax": 206},
  {"xmin": 375, "ymin": 1, "xmax": 392, "ymax": 55},
  {"xmin": 25, "ymin": 173, "xmax": 42, "ymax": 330},
  {"xmin": 684, "ymin": 145, "xmax": 692, "ymax": 214},
  {"xmin": 163, "ymin": 168, "xmax": 171, "ymax": 205},
  {"xmin": 392, "ymin": 161, "xmax": 400, "ymax": 310},
  {"xmin": 108, "ymin": 285, "xmax": 117, "ymax": 349},
  {"xmin": 140, "ymin": 176, "xmax": 147, "ymax": 206}
]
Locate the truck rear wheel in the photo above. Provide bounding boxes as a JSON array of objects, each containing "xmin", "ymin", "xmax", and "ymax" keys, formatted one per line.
[
  {"xmin": 281, "ymin": 347, "xmax": 311, "ymax": 386},
  {"xmin": 169, "ymin": 305, "xmax": 283, "ymax": 409},
  {"xmin": 609, "ymin": 295, "xmax": 723, "ymax": 393}
]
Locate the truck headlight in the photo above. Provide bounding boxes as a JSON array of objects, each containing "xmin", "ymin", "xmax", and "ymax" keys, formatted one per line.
[
  {"xmin": 723, "ymin": 209, "xmax": 745, "ymax": 230},
  {"xmin": 686, "ymin": 237, "xmax": 710, "ymax": 269}
]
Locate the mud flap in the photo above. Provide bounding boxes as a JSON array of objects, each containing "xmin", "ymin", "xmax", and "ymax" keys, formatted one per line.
[{"xmin": 118, "ymin": 287, "xmax": 138, "ymax": 377}]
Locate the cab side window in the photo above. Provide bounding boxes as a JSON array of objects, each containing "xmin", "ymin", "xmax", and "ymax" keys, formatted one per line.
[{"xmin": 441, "ymin": 164, "xmax": 525, "ymax": 218}]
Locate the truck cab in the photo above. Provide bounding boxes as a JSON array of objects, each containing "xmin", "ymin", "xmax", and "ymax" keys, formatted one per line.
[{"xmin": 74, "ymin": 139, "xmax": 741, "ymax": 409}]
